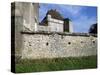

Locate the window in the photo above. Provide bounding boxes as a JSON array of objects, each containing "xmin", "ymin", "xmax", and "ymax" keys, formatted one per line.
[
  {"xmin": 46, "ymin": 42, "xmax": 49, "ymax": 46},
  {"xmin": 81, "ymin": 41, "xmax": 83, "ymax": 43},
  {"xmin": 92, "ymin": 41, "xmax": 95, "ymax": 43},
  {"xmin": 68, "ymin": 42, "xmax": 71, "ymax": 45}
]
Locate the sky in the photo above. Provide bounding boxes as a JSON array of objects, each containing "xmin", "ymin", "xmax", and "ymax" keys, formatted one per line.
[{"xmin": 39, "ymin": 3, "xmax": 97, "ymax": 33}]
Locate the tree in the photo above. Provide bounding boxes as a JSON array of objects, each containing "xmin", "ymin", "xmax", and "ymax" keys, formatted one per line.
[{"xmin": 89, "ymin": 23, "xmax": 97, "ymax": 34}]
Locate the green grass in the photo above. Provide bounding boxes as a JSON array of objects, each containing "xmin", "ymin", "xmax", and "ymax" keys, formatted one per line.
[{"xmin": 15, "ymin": 56, "xmax": 97, "ymax": 73}]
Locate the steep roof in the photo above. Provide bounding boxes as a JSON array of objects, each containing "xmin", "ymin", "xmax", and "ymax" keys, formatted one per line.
[
  {"xmin": 46, "ymin": 9, "xmax": 63, "ymax": 20},
  {"xmin": 40, "ymin": 9, "xmax": 71, "ymax": 26}
]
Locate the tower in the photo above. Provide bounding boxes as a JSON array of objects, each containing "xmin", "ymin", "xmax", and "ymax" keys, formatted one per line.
[
  {"xmin": 12, "ymin": 2, "xmax": 39, "ymax": 32},
  {"xmin": 11, "ymin": 2, "xmax": 39, "ymax": 60},
  {"xmin": 63, "ymin": 18, "xmax": 73, "ymax": 32},
  {"xmin": 22, "ymin": 2, "xmax": 39, "ymax": 32},
  {"xmin": 40, "ymin": 9, "xmax": 64, "ymax": 32}
]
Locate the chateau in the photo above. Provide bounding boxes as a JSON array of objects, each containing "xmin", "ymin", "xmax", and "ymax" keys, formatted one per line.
[{"xmin": 11, "ymin": 2, "xmax": 97, "ymax": 60}]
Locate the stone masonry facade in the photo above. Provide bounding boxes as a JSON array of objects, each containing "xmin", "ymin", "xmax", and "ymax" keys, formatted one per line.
[
  {"xmin": 20, "ymin": 32, "xmax": 97, "ymax": 59},
  {"xmin": 11, "ymin": 2, "xmax": 97, "ymax": 59}
]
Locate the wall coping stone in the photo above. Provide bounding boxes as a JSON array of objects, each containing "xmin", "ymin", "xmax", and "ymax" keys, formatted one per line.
[{"xmin": 21, "ymin": 31, "xmax": 97, "ymax": 37}]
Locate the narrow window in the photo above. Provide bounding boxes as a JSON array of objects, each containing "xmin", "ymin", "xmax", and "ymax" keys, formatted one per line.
[
  {"xmin": 68, "ymin": 42, "xmax": 71, "ymax": 45},
  {"xmin": 81, "ymin": 41, "xmax": 83, "ymax": 43},
  {"xmin": 92, "ymin": 41, "xmax": 95, "ymax": 43},
  {"xmin": 46, "ymin": 42, "xmax": 49, "ymax": 46}
]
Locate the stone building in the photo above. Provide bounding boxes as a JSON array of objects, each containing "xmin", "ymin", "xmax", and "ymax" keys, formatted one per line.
[
  {"xmin": 11, "ymin": 2, "xmax": 97, "ymax": 60},
  {"xmin": 40, "ymin": 9, "xmax": 73, "ymax": 32},
  {"xmin": 11, "ymin": 2, "xmax": 73, "ymax": 33}
]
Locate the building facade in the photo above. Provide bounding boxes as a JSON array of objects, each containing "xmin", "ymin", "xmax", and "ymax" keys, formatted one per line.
[{"xmin": 11, "ymin": 2, "xmax": 97, "ymax": 60}]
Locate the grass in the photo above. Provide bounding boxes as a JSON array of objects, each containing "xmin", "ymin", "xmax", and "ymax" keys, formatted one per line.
[{"xmin": 15, "ymin": 55, "xmax": 97, "ymax": 73}]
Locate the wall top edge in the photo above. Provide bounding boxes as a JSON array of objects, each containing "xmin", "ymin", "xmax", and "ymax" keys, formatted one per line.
[{"xmin": 21, "ymin": 31, "xmax": 97, "ymax": 37}]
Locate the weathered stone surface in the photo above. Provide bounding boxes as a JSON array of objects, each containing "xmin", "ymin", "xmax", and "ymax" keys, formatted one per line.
[
  {"xmin": 12, "ymin": 2, "xmax": 97, "ymax": 60},
  {"xmin": 19, "ymin": 33, "xmax": 97, "ymax": 59}
]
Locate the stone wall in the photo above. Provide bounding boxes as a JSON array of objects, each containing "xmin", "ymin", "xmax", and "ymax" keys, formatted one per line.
[
  {"xmin": 38, "ymin": 25, "xmax": 50, "ymax": 32},
  {"xmin": 11, "ymin": 2, "xmax": 39, "ymax": 56},
  {"xmin": 12, "ymin": 2, "xmax": 39, "ymax": 32},
  {"xmin": 20, "ymin": 32, "xmax": 97, "ymax": 59},
  {"xmin": 12, "ymin": 2, "xmax": 97, "ymax": 60}
]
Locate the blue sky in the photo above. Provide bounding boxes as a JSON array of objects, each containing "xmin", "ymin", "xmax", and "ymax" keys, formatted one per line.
[{"xmin": 39, "ymin": 3, "xmax": 97, "ymax": 33}]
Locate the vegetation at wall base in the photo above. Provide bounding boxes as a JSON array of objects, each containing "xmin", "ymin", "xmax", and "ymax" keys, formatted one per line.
[{"xmin": 15, "ymin": 55, "xmax": 97, "ymax": 73}]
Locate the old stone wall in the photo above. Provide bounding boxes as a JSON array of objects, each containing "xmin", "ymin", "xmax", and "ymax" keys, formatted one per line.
[
  {"xmin": 20, "ymin": 32, "xmax": 97, "ymax": 59},
  {"xmin": 12, "ymin": 2, "xmax": 39, "ymax": 56},
  {"xmin": 12, "ymin": 2, "xmax": 97, "ymax": 60},
  {"xmin": 38, "ymin": 25, "xmax": 50, "ymax": 32}
]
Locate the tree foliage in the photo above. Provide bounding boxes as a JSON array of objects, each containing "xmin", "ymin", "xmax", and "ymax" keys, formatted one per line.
[{"xmin": 89, "ymin": 23, "xmax": 97, "ymax": 34}]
